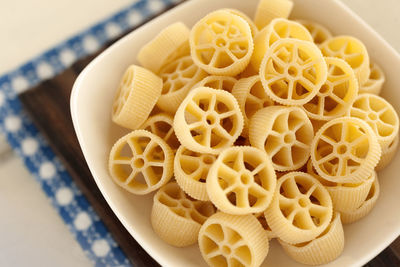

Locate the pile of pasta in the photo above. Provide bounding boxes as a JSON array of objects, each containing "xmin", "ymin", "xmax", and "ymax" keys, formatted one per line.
[{"xmin": 108, "ymin": 0, "xmax": 399, "ymax": 266}]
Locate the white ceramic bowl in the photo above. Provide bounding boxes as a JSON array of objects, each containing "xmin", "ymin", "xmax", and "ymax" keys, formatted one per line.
[{"xmin": 71, "ymin": 0, "xmax": 400, "ymax": 266}]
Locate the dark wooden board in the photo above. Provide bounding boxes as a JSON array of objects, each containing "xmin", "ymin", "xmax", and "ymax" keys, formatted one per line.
[{"xmin": 18, "ymin": 3, "xmax": 400, "ymax": 267}]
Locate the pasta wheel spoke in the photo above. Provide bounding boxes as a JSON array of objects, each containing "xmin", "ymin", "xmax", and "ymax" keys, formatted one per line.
[
  {"xmin": 207, "ymin": 146, "xmax": 276, "ymax": 214},
  {"xmin": 311, "ymin": 117, "xmax": 381, "ymax": 183},
  {"xmin": 124, "ymin": 169, "xmax": 139, "ymax": 185},
  {"xmin": 174, "ymin": 87, "xmax": 243, "ymax": 154},
  {"xmin": 190, "ymin": 10, "xmax": 254, "ymax": 76}
]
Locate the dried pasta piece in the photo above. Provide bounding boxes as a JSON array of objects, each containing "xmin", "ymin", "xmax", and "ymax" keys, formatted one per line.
[
  {"xmin": 376, "ymin": 134, "xmax": 399, "ymax": 171},
  {"xmin": 194, "ymin": 75, "xmax": 237, "ymax": 93},
  {"xmin": 348, "ymin": 93, "xmax": 399, "ymax": 149},
  {"xmin": 236, "ymin": 63, "xmax": 259, "ymax": 79},
  {"xmin": 190, "ymin": 10, "xmax": 254, "ymax": 76},
  {"xmin": 253, "ymin": 0, "xmax": 294, "ymax": 30},
  {"xmin": 222, "ymin": 8, "xmax": 258, "ymax": 37},
  {"xmin": 157, "ymin": 55, "xmax": 207, "ymax": 114},
  {"xmin": 254, "ymin": 212, "xmax": 277, "ymax": 239},
  {"xmin": 359, "ymin": 62, "xmax": 385, "ymax": 95},
  {"xmin": 259, "ymin": 38, "xmax": 327, "ymax": 106},
  {"xmin": 173, "ymin": 87, "xmax": 244, "ymax": 154},
  {"xmin": 198, "ymin": 212, "xmax": 269, "ymax": 267},
  {"xmin": 249, "ymin": 106, "xmax": 314, "ymax": 171},
  {"xmin": 303, "ymin": 57, "xmax": 358, "ymax": 120},
  {"xmin": 151, "ymin": 182, "xmax": 216, "ymax": 247},
  {"xmin": 279, "ymin": 212, "xmax": 344, "ymax": 265},
  {"xmin": 265, "ymin": 172, "xmax": 333, "ymax": 244},
  {"xmin": 320, "ymin": 35, "xmax": 370, "ymax": 85},
  {"xmin": 137, "ymin": 22, "xmax": 190, "ymax": 73},
  {"xmin": 140, "ymin": 113, "xmax": 180, "ymax": 152},
  {"xmin": 207, "ymin": 146, "xmax": 276, "ymax": 214},
  {"xmin": 232, "ymin": 75, "xmax": 275, "ymax": 137},
  {"xmin": 296, "ymin": 19, "xmax": 333, "ymax": 45},
  {"xmin": 251, "ymin": 18, "xmax": 313, "ymax": 71},
  {"xmin": 108, "ymin": 130, "xmax": 174, "ymax": 195},
  {"xmin": 340, "ymin": 173, "xmax": 379, "ymax": 224},
  {"xmin": 307, "ymin": 158, "xmax": 374, "ymax": 212},
  {"xmin": 310, "ymin": 119, "xmax": 326, "ymax": 134},
  {"xmin": 112, "ymin": 65, "xmax": 162, "ymax": 130},
  {"xmin": 174, "ymin": 145, "xmax": 217, "ymax": 201},
  {"xmin": 311, "ymin": 117, "xmax": 381, "ymax": 183}
]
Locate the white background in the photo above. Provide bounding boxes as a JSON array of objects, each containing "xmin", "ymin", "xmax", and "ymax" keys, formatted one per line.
[{"xmin": 0, "ymin": 0, "xmax": 399, "ymax": 266}]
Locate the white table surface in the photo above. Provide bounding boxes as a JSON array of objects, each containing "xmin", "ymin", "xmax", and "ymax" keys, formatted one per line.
[{"xmin": 0, "ymin": 0, "xmax": 399, "ymax": 266}]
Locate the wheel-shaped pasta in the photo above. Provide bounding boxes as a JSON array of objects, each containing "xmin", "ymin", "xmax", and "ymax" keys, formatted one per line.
[
  {"xmin": 359, "ymin": 62, "xmax": 385, "ymax": 95},
  {"xmin": 140, "ymin": 113, "xmax": 180, "ymax": 152},
  {"xmin": 279, "ymin": 212, "xmax": 344, "ymax": 265},
  {"xmin": 112, "ymin": 65, "xmax": 162, "ymax": 130},
  {"xmin": 207, "ymin": 146, "xmax": 276, "ymax": 214},
  {"xmin": 302, "ymin": 57, "xmax": 358, "ymax": 120},
  {"xmin": 108, "ymin": 130, "xmax": 174, "ymax": 195},
  {"xmin": 151, "ymin": 182, "xmax": 216, "ymax": 247},
  {"xmin": 311, "ymin": 117, "xmax": 381, "ymax": 183},
  {"xmin": 174, "ymin": 145, "xmax": 217, "ymax": 201},
  {"xmin": 253, "ymin": 0, "xmax": 294, "ymax": 30},
  {"xmin": 254, "ymin": 212, "xmax": 277, "ymax": 240},
  {"xmin": 376, "ymin": 134, "xmax": 399, "ymax": 171},
  {"xmin": 320, "ymin": 35, "xmax": 370, "ymax": 85},
  {"xmin": 348, "ymin": 93, "xmax": 399, "ymax": 149},
  {"xmin": 296, "ymin": 19, "xmax": 333, "ymax": 45},
  {"xmin": 265, "ymin": 172, "xmax": 333, "ymax": 244},
  {"xmin": 190, "ymin": 10, "xmax": 254, "ymax": 76},
  {"xmin": 157, "ymin": 55, "xmax": 207, "ymax": 114},
  {"xmin": 259, "ymin": 38, "xmax": 327, "ymax": 106},
  {"xmin": 307, "ymin": 158, "xmax": 374, "ymax": 212},
  {"xmin": 251, "ymin": 18, "xmax": 313, "ymax": 70},
  {"xmin": 340, "ymin": 174, "xmax": 379, "ymax": 224},
  {"xmin": 249, "ymin": 106, "xmax": 314, "ymax": 171},
  {"xmin": 173, "ymin": 87, "xmax": 244, "ymax": 154},
  {"xmin": 222, "ymin": 8, "xmax": 258, "ymax": 37},
  {"xmin": 194, "ymin": 75, "xmax": 237, "ymax": 93},
  {"xmin": 198, "ymin": 212, "xmax": 269, "ymax": 267},
  {"xmin": 232, "ymin": 75, "xmax": 275, "ymax": 137},
  {"xmin": 137, "ymin": 22, "xmax": 190, "ymax": 73}
]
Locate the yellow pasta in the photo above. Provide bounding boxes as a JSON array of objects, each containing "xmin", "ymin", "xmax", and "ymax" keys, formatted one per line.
[
  {"xmin": 310, "ymin": 117, "xmax": 381, "ymax": 183},
  {"xmin": 236, "ymin": 63, "xmax": 259, "ymax": 79},
  {"xmin": 194, "ymin": 75, "xmax": 237, "ymax": 93},
  {"xmin": 359, "ymin": 62, "xmax": 385, "ymax": 95},
  {"xmin": 307, "ymin": 158, "xmax": 375, "ymax": 212},
  {"xmin": 190, "ymin": 10, "xmax": 254, "ymax": 76},
  {"xmin": 251, "ymin": 18, "xmax": 313, "ymax": 71},
  {"xmin": 232, "ymin": 75, "xmax": 275, "ymax": 137},
  {"xmin": 265, "ymin": 172, "xmax": 333, "ymax": 244},
  {"xmin": 348, "ymin": 93, "xmax": 399, "ymax": 149},
  {"xmin": 296, "ymin": 19, "xmax": 333, "ymax": 45},
  {"xmin": 157, "ymin": 55, "xmax": 207, "ymax": 114},
  {"xmin": 254, "ymin": 212, "xmax": 277, "ymax": 239},
  {"xmin": 259, "ymin": 38, "xmax": 327, "ymax": 106},
  {"xmin": 253, "ymin": 0, "xmax": 294, "ymax": 30},
  {"xmin": 140, "ymin": 113, "xmax": 180, "ymax": 151},
  {"xmin": 173, "ymin": 86, "xmax": 244, "ymax": 154},
  {"xmin": 279, "ymin": 212, "xmax": 344, "ymax": 265},
  {"xmin": 112, "ymin": 65, "xmax": 162, "ymax": 130},
  {"xmin": 198, "ymin": 212, "xmax": 269, "ymax": 267},
  {"xmin": 174, "ymin": 145, "xmax": 217, "ymax": 201},
  {"xmin": 222, "ymin": 8, "xmax": 258, "ymax": 37},
  {"xmin": 320, "ymin": 35, "xmax": 370, "ymax": 85},
  {"xmin": 206, "ymin": 146, "xmax": 276, "ymax": 214},
  {"xmin": 249, "ymin": 106, "xmax": 314, "ymax": 171},
  {"xmin": 376, "ymin": 134, "xmax": 399, "ymax": 171},
  {"xmin": 303, "ymin": 57, "xmax": 359, "ymax": 120},
  {"xmin": 108, "ymin": 130, "xmax": 174, "ymax": 195},
  {"xmin": 340, "ymin": 173, "xmax": 380, "ymax": 224},
  {"xmin": 137, "ymin": 22, "xmax": 190, "ymax": 73},
  {"xmin": 151, "ymin": 182, "xmax": 216, "ymax": 247}
]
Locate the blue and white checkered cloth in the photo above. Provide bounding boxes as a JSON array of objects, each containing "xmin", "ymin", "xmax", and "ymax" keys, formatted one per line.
[{"xmin": 0, "ymin": 0, "xmax": 182, "ymax": 266}]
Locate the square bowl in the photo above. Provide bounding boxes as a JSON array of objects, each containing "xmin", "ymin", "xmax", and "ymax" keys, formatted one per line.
[{"xmin": 70, "ymin": 0, "xmax": 400, "ymax": 266}]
